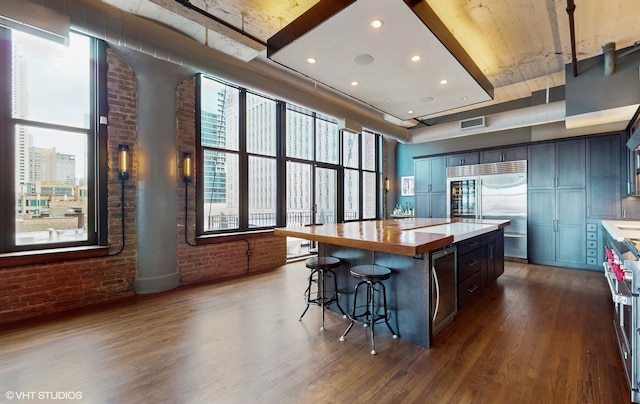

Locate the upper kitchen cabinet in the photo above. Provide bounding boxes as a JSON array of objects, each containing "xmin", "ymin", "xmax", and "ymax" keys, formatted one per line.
[
  {"xmin": 447, "ymin": 152, "xmax": 479, "ymax": 167},
  {"xmin": 414, "ymin": 156, "xmax": 446, "ymax": 218},
  {"xmin": 415, "ymin": 156, "xmax": 446, "ymax": 193},
  {"xmin": 528, "ymin": 139, "xmax": 586, "ymax": 189},
  {"xmin": 480, "ymin": 146, "xmax": 527, "ymax": 164},
  {"xmin": 587, "ymin": 134, "xmax": 622, "ymax": 219}
]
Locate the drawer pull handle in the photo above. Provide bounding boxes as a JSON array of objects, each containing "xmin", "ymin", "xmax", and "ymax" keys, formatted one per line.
[
  {"xmin": 467, "ymin": 260, "xmax": 479, "ymax": 267},
  {"xmin": 466, "ymin": 242, "xmax": 479, "ymax": 248},
  {"xmin": 467, "ymin": 284, "xmax": 479, "ymax": 293}
]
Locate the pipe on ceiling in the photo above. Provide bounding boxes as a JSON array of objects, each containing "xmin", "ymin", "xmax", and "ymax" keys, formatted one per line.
[
  {"xmin": 407, "ymin": 101, "xmax": 566, "ymax": 144},
  {"xmin": 173, "ymin": 0, "xmax": 267, "ymax": 47},
  {"xmin": 603, "ymin": 42, "xmax": 616, "ymax": 76},
  {"xmin": 566, "ymin": 0, "xmax": 578, "ymax": 77}
]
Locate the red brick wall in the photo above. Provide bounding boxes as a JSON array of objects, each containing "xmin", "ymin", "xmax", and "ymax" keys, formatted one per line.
[
  {"xmin": 0, "ymin": 48, "xmax": 138, "ymax": 324},
  {"xmin": 0, "ymin": 49, "xmax": 286, "ymax": 326},
  {"xmin": 175, "ymin": 77, "xmax": 286, "ymax": 285}
]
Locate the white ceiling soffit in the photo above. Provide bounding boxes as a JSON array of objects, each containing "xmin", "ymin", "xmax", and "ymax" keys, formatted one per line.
[
  {"xmin": 408, "ymin": 101, "xmax": 566, "ymax": 144},
  {"xmin": 0, "ymin": 0, "xmax": 70, "ymax": 45},
  {"xmin": 267, "ymin": 0, "xmax": 493, "ymax": 123}
]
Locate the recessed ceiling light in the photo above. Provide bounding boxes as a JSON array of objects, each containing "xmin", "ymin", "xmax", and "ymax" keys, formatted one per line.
[
  {"xmin": 371, "ymin": 19, "xmax": 383, "ymax": 28},
  {"xmin": 411, "ymin": 55, "xmax": 421, "ymax": 62},
  {"xmin": 419, "ymin": 96, "xmax": 433, "ymax": 103},
  {"xmin": 351, "ymin": 81, "xmax": 359, "ymax": 86},
  {"xmin": 383, "ymin": 98, "xmax": 391, "ymax": 102},
  {"xmin": 440, "ymin": 79, "xmax": 448, "ymax": 85},
  {"xmin": 306, "ymin": 57, "xmax": 317, "ymax": 64},
  {"xmin": 408, "ymin": 110, "xmax": 414, "ymax": 114},
  {"xmin": 461, "ymin": 96, "xmax": 468, "ymax": 101}
]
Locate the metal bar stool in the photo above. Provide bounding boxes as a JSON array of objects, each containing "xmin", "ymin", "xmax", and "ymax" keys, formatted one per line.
[
  {"xmin": 299, "ymin": 256, "xmax": 347, "ymax": 331},
  {"xmin": 339, "ymin": 264, "xmax": 398, "ymax": 355}
]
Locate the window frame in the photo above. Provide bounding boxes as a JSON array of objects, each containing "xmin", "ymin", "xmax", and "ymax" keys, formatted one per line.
[
  {"xmin": 0, "ymin": 28, "xmax": 108, "ymax": 254},
  {"xmin": 196, "ymin": 74, "xmax": 383, "ymax": 237}
]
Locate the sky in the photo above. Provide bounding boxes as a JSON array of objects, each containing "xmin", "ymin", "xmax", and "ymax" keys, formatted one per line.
[{"xmin": 14, "ymin": 30, "xmax": 91, "ymax": 180}]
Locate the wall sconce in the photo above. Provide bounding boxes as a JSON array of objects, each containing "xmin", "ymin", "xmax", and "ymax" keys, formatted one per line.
[
  {"xmin": 183, "ymin": 152, "xmax": 193, "ymax": 183},
  {"xmin": 118, "ymin": 144, "xmax": 130, "ymax": 180},
  {"xmin": 183, "ymin": 151, "xmax": 195, "ymax": 246},
  {"xmin": 384, "ymin": 177, "xmax": 390, "ymax": 193}
]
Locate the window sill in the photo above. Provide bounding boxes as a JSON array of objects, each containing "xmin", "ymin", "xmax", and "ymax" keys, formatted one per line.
[
  {"xmin": 0, "ymin": 245, "xmax": 111, "ymax": 268},
  {"xmin": 195, "ymin": 229, "xmax": 275, "ymax": 245}
]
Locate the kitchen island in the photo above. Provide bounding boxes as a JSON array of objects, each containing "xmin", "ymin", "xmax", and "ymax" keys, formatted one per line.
[{"xmin": 275, "ymin": 218, "xmax": 510, "ymax": 347}]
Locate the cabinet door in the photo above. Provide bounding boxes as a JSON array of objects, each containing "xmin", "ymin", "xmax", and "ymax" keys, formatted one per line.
[
  {"xmin": 430, "ymin": 156, "xmax": 447, "ymax": 193},
  {"xmin": 414, "ymin": 193, "xmax": 430, "ymax": 218},
  {"xmin": 431, "ymin": 192, "xmax": 447, "ymax": 218},
  {"xmin": 556, "ymin": 189, "xmax": 586, "ymax": 265},
  {"xmin": 528, "ymin": 189, "xmax": 556, "ymax": 261},
  {"xmin": 480, "ymin": 149, "xmax": 503, "ymax": 164},
  {"xmin": 481, "ymin": 146, "xmax": 527, "ymax": 163},
  {"xmin": 447, "ymin": 152, "xmax": 478, "ymax": 167},
  {"xmin": 556, "ymin": 139, "xmax": 585, "ymax": 188},
  {"xmin": 503, "ymin": 146, "xmax": 528, "ymax": 162},
  {"xmin": 414, "ymin": 158, "xmax": 431, "ymax": 193},
  {"xmin": 588, "ymin": 136, "xmax": 621, "ymax": 218},
  {"xmin": 528, "ymin": 143, "xmax": 555, "ymax": 189}
]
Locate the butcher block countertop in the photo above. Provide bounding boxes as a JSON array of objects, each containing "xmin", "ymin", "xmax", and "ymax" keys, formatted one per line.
[{"xmin": 274, "ymin": 218, "xmax": 510, "ymax": 257}]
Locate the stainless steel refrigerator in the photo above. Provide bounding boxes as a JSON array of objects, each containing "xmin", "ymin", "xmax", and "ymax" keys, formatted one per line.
[{"xmin": 446, "ymin": 160, "xmax": 527, "ymax": 259}]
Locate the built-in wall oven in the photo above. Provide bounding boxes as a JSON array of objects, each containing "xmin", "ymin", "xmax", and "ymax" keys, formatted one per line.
[{"xmin": 604, "ymin": 230, "xmax": 640, "ymax": 403}]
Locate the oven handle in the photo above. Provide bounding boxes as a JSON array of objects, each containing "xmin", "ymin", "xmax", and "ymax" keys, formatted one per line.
[{"xmin": 604, "ymin": 263, "xmax": 633, "ymax": 305}]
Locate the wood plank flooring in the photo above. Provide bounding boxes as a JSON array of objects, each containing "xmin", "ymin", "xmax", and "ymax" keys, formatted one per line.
[{"xmin": 0, "ymin": 261, "xmax": 631, "ymax": 403}]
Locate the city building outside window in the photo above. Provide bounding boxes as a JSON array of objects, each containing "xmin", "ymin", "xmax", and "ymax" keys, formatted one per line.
[
  {"xmin": 0, "ymin": 28, "xmax": 106, "ymax": 252},
  {"xmin": 198, "ymin": 75, "xmax": 382, "ymax": 236}
]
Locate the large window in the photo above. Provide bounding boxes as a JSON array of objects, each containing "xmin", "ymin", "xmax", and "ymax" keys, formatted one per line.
[
  {"xmin": 198, "ymin": 75, "xmax": 382, "ymax": 235},
  {"xmin": 0, "ymin": 28, "xmax": 106, "ymax": 252}
]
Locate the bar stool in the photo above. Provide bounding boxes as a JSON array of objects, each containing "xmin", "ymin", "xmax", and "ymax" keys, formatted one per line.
[
  {"xmin": 339, "ymin": 264, "xmax": 398, "ymax": 355},
  {"xmin": 299, "ymin": 256, "xmax": 347, "ymax": 331}
]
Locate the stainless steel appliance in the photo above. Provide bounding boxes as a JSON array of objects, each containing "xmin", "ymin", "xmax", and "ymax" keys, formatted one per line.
[
  {"xmin": 447, "ymin": 160, "xmax": 527, "ymax": 259},
  {"xmin": 431, "ymin": 245, "xmax": 457, "ymax": 335},
  {"xmin": 603, "ymin": 230, "xmax": 640, "ymax": 403}
]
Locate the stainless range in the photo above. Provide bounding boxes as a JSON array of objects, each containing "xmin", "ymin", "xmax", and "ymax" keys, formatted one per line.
[{"xmin": 603, "ymin": 227, "xmax": 640, "ymax": 403}]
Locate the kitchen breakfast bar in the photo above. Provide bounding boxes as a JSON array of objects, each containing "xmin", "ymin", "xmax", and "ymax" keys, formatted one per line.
[{"xmin": 274, "ymin": 218, "xmax": 510, "ymax": 348}]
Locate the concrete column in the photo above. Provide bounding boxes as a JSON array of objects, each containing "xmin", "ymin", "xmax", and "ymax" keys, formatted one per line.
[{"xmin": 112, "ymin": 47, "xmax": 194, "ymax": 294}]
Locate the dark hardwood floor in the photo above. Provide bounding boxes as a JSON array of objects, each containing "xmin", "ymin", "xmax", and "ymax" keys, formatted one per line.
[{"xmin": 0, "ymin": 261, "xmax": 631, "ymax": 403}]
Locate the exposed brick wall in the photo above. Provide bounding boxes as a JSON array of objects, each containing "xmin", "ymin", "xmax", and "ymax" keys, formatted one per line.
[
  {"xmin": 1, "ymin": 48, "xmax": 287, "ymax": 325},
  {"xmin": 0, "ymin": 48, "xmax": 138, "ymax": 325},
  {"xmin": 175, "ymin": 76, "xmax": 286, "ymax": 285}
]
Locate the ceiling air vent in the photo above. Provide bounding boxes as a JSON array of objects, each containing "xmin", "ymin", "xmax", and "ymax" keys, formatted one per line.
[{"xmin": 459, "ymin": 116, "xmax": 486, "ymax": 130}]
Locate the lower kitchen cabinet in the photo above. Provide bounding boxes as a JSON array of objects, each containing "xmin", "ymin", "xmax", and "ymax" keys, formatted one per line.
[{"xmin": 457, "ymin": 229, "xmax": 504, "ymax": 308}]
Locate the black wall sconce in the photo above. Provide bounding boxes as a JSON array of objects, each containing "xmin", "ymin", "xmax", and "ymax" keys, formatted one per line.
[
  {"xmin": 112, "ymin": 144, "xmax": 130, "ymax": 255},
  {"xmin": 183, "ymin": 152, "xmax": 192, "ymax": 183},
  {"xmin": 384, "ymin": 177, "xmax": 390, "ymax": 193}
]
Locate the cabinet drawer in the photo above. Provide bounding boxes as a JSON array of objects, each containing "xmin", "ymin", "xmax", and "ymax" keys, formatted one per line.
[
  {"xmin": 587, "ymin": 257, "xmax": 598, "ymax": 266},
  {"xmin": 457, "ymin": 235, "xmax": 483, "ymax": 255},
  {"xmin": 587, "ymin": 249, "xmax": 597, "ymax": 257},
  {"xmin": 458, "ymin": 272, "xmax": 482, "ymax": 308},
  {"xmin": 481, "ymin": 231, "xmax": 497, "ymax": 244},
  {"xmin": 586, "ymin": 240, "xmax": 597, "ymax": 249},
  {"xmin": 586, "ymin": 232, "xmax": 597, "ymax": 240},
  {"xmin": 458, "ymin": 248, "xmax": 483, "ymax": 281},
  {"xmin": 586, "ymin": 223, "xmax": 597, "ymax": 232}
]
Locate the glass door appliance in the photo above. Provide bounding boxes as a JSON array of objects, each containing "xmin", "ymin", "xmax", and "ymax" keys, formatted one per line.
[{"xmin": 447, "ymin": 160, "xmax": 528, "ymax": 260}]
